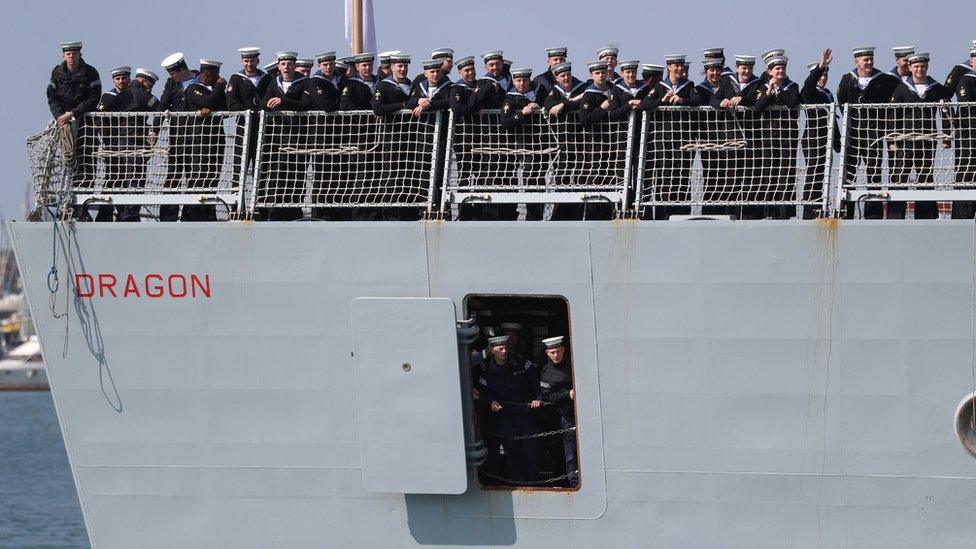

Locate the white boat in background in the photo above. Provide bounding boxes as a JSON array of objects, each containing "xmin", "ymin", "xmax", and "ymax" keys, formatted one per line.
[{"xmin": 0, "ymin": 335, "xmax": 47, "ymax": 390}]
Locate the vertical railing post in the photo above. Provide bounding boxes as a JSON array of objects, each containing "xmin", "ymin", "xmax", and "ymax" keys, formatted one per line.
[
  {"xmin": 427, "ymin": 111, "xmax": 443, "ymax": 216},
  {"xmin": 821, "ymin": 103, "xmax": 836, "ymax": 217},
  {"xmin": 633, "ymin": 110, "xmax": 649, "ymax": 214},
  {"xmin": 620, "ymin": 111, "xmax": 636, "ymax": 216},
  {"xmin": 247, "ymin": 110, "xmax": 267, "ymax": 219},
  {"xmin": 235, "ymin": 111, "xmax": 251, "ymax": 219},
  {"xmin": 833, "ymin": 105, "xmax": 850, "ymax": 216},
  {"xmin": 440, "ymin": 110, "xmax": 456, "ymax": 214}
]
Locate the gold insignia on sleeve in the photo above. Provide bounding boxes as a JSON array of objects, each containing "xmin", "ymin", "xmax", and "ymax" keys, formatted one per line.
[
  {"xmin": 374, "ymin": 91, "xmax": 381, "ymax": 100},
  {"xmin": 195, "ymin": 90, "xmax": 203, "ymax": 95},
  {"xmin": 316, "ymin": 88, "xmax": 323, "ymax": 95},
  {"xmin": 227, "ymin": 85, "xmax": 233, "ymax": 92},
  {"xmin": 342, "ymin": 88, "xmax": 349, "ymax": 95},
  {"xmin": 962, "ymin": 88, "xmax": 968, "ymax": 97},
  {"xmin": 454, "ymin": 93, "xmax": 460, "ymax": 101},
  {"xmin": 97, "ymin": 104, "xmax": 105, "ymax": 110},
  {"xmin": 474, "ymin": 86, "xmax": 480, "ymax": 93},
  {"xmin": 503, "ymin": 104, "xmax": 510, "ymax": 113},
  {"xmin": 583, "ymin": 103, "xmax": 590, "ymax": 109},
  {"xmin": 756, "ymin": 89, "xmax": 761, "ymax": 97}
]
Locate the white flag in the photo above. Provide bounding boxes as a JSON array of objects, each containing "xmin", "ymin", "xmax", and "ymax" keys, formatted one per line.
[{"xmin": 345, "ymin": 0, "xmax": 377, "ymax": 54}]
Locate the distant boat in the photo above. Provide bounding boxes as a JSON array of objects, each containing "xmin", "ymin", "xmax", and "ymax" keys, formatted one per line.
[{"xmin": 0, "ymin": 335, "xmax": 47, "ymax": 391}]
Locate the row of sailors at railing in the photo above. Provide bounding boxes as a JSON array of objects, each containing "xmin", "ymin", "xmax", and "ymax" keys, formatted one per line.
[{"xmin": 46, "ymin": 41, "xmax": 976, "ymax": 221}]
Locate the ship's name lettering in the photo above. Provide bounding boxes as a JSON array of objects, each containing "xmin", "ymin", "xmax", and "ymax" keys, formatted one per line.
[{"xmin": 74, "ymin": 273, "xmax": 212, "ymax": 299}]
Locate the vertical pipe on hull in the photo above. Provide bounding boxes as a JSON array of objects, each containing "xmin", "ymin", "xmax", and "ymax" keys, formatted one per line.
[{"xmin": 456, "ymin": 319, "xmax": 486, "ymax": 467}]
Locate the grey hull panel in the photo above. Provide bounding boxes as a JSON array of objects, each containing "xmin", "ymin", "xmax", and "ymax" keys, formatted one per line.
[{"xmin": 10, "ymin": 220, "xmax": 976, "ymax": 548}]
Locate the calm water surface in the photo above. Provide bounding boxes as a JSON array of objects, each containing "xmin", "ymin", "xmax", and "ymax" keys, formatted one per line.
[{"xmin": 0, "ymin": 392, "xmax": 88, "ymax": 548}]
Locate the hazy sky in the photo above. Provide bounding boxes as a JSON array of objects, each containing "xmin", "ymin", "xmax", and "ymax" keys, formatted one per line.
[{"xmin": 1, "ymin": 0, "xmax": 973, "ymax": 219}]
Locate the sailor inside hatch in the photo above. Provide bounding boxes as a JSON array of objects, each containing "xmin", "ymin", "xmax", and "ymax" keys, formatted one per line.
[
  {"xmin": 477, "ymin": 335, "xmax": 542, "ymax": 482},
  {"xmin": 539, "ymin": 336, "xmax": 579, "ymax": 485}
]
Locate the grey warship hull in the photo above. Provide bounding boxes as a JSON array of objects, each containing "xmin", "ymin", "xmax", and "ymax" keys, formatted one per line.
[{"xmin": 10, "ymin": 219, "xmax": 976, "ymax": 548}]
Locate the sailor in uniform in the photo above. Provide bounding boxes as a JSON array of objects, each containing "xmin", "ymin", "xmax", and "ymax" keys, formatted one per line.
[
  {"xmin": 226, "ymin": 47, "xmax": 269, "ymax": 189},
  {"xmin": 579, "ymin": 60, "xmax": 615, "ymax": 127},
  {"xmin": 711, "ymin": 55, "xmax": 763, "ymax": 219},
  {"xmin": 183, "ymin": 58, "xmax": 227, "ymax": 222},
  {"xmin": 156, "ymin": 52, "xmax": 200, "ymax": 221},
  {"xmin": 411, "ymin": 48, "xmax": 453, "ymax": 90},
  {"xmin": 538, "ymin": 336, "xmax": 578, "ymax": 486},
  {"xmin": 944, "ymin": 40, "xmax": 976, "ymax": 94},
  {"xmin": 597, "ymin": 46, "xmax": 621, "ymax": 85},
  {"xmin": 702, "ymin": 47, "xmax": 734, "ymax": 78},
  {"xmin": 891, "ymin": 52, "xmax": 952, "ymax": 219},
  {"xmin": 448, "ymin": 56, "xmax": 490, "ymax": 220},
  {"xmin": 499, "ymin": 67, "xmax": 544, "ymax": 220},
  {"xmin": 649, "ymin": 54, "xmax": 705, "ymax": 219},
  {"xmin": 48, "ymin": 41, "xmax": 101, "ymax": 219},
  {"xmin": 259, "ymin": 51, "xmax": 312, "ymax": 221},
  {"xmin": 371, "ymin": 53, "xmax": 421, "ymax": 220},
  {"xmin": 890, "ymin": 46, "xmax": 915, "ymax": 78},
  {"xmin": 697, "ymin": 57, "xmax": 728, "ymax": 211},
  {"xmin": 532, "ymin": 47, "xmax": 568, "ymax": 107},
  {"xmin": 101, "ymin": 68, "xmax": 159, "ymax": 222},
  {"xmin": 472, "ymin": 50, "xmax": 509, "ymax": 110},
  {"xmin": 376, "ymin": 50, "xmax": 400, "ymax": 79},
  {"xmin": 449, "ymin": 56, "xmax": 479, "ymax": 117},
  {"xmin": 542, "ymin": 62, "xmax": 586, "ymax": 115},
  {"xmin": 406, "ymin": 58, "xmax": 452, "ymax": 116},
  {"xmin": 477, "ymin": 335, "xmax": 542, "ymax": 484},
  {"xmin": 836, "ymin": 46, "xmax": 900, "ymax": 219},
  {"xmin": 756, "ymin": 55, "xmax": 801, "ymax": 218},
  {"xmin": 306, "ymin": 51, "xmax": 345, "ymax": 220},
  {"xmin": 295, "ymin": 58, "xmax": 313, "ymax": 78},
  {"xmin": 759, "ymin": 49, "xmax": 785, "ymax": 84},
  {"xmin": 951, "ymin": 47, "xmax": 976, "ymax": 219},
  {"xmin": 610, "ymin": 60, "xmax": 650, "ymax": 121},
  {"xmin": 339, "ymin": 52, "xmax": 378, "ymax": 110},
  {"xmin": 642, "ymin": 63, "xmax": 664, "ymax": 89},
  {"xmin": 92, "ymin": 66, "xmax": 133, "ymax": 221},
  {"xmin": 800, "ymin": 49, "xmax": 842, "ymax": 219},
  {"xmin": 575, "ymin": 60, "xmax": 620, "ymax": 220}
]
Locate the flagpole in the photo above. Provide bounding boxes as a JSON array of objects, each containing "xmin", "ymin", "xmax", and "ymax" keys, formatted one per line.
[{"xmin": 351, "ymin": 0, "xmax": 363, "ymax": 54}]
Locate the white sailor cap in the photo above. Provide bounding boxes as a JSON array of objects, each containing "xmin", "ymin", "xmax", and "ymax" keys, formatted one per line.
[
  {"xmin": 487, "ymin": 335, "xmax": 510, "ymax": 347},
  {"xmin": 481, "ymin": 50, "xmax": 504, "ymax": 62},
  {"xmin": 852, "ymin": 46, "xmax": 875, "ymax": 57},
  {"xmin": 378, "ymin": 50, "xmax": 401, "ymax": 63},
  {"xmin": 546, "ymin": 46, "xmax": 568, "ymax": 58},
  {"xmin": 499, "ymin": 322, "xmax": 523, "ymax": 334},
  {"xmin": 510, "ymin": 67, "xmax": 533, "ymax": 78},
  {"xmin": 352, "ymin": 52, "xmax": 375, "ymax": 63},
  {"xmin": 161, "ymin": 52, "xmax": 186, "ymax": 71},
  {"xmin": 421, "ymin": 59, "xmax": 443, "ymax": 71},
  {"xmin": 542, "ymin": 336, "xmax": 565, "ymax": 349},
  {"xmin": 664, "ymin": 54, "xmax": 687, "ymax": 65},
  {"xmin": 455, "ymin": 55, "xmax": 475, "ymax": 69},
  {"xmin": 389, "ymin": 53, "xmax": 411, "ymax": 64},
  {"xmin": 552, "ymin": 61, "xmax": 572, "ymax": 75},
  {"xmin": 274, "ymin": 51, "xmax": 297, "ymax": 63},
  {"xmin": 314, "ymin": 51, "xmax": 336, "ymax": 62},
  {"xmin": 296, "ymin": 58, "xmax": 314, "ymax": 68},
  {"xmin": 617, "ymin": 60, "xmax": 640, "ymax": 71},
  {"xmin": 587, "ymin": 60, "xmax": 609, "ymax": 72},
  {"xmin": 765, "ymin": 55, "xmax": 788, "ymax": 68},
  {"xmin": 761, "ymin": 49, "xmax": 785, "ymax": 62},
  {"xmin": 134, "ymin": 68, "xmax": 158, "ymax": 82},
  {"xmin": 503, "ymin": 58, "xmax": 513, "ymax": 67},
  {"xmin": 430, "ymin": 47, "xmax": 454, "ymax": 59},
  {"xmin": 735, "ymin": 55, "xmax": 756, "ymax": 66},
  {"xmin": 702, "ymin": 47, "xmax": 725, "ymax": 58},
  {"xmin": 642, "ymin": 63, "xmax": 665, "ymax": 74},
  {"xmin": 238, "ymin": 47, "xmax": 260, "ymax": 59},
  {"xmin": 972, "ymin": 40, "xmax": 976, "ymax": 49},
  {"xmin": 109, "ymin": 66, "xmax": 131, "ymax": 77},
  {"xmin": 335, "ymin": 61, "xmax": 349, "ymax": 70},
  {"xmin": 702, "ymin": 57, "xmax": 724, "ymax": 69},
  {"xmin": 60, "ymin": 41, "xmax": 83, "ymax": 52},
  {"xmin": 597, "ymin": 46, "xmax": 619, "ymax": 59},
  {"xmin": 263, "ymin": 61, "xmax": 278, "ymax": 72},
  {"xmin": 806, "ymin": 62, "xmax": 821, "ymax": 71},
  {"xmin": 906, "ymin": 52, "xmax": 930, "ymax": 64},
  {"xmin": 971, "ymin": 48, "xmax": 976, "ymax": 57},
  {"xmin": 892, "ymin": 45, "xmax": 915, "ymax": 58},
  {"xmin": 199, "ymin": 58, "xmax": 222, "ymax": 71}
]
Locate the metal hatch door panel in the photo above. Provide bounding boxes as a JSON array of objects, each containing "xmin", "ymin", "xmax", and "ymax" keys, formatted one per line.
[{"xmin": 350, "ymin": 297, "xmax": 468, "ymax": 494}]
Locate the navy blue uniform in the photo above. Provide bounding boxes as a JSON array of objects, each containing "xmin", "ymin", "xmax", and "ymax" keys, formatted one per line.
[
  {"xmin": 800, "ymin": 66, "xmax": 841, "ymax": 217},
  {"xmin": 952, "ymin": 68, "xmax": 976, "ymax": 219},
  {"xmin": 478, "ymin": 356, "xmax": 542, "ymax": 482},
  {"xmin": 259, "ymin": 75, "xmax": 312, "ymax": 220},
  {"xmin": 48, "ymin": 59, "xmax": 101, "ymax": 192},
  {"xmin": 539, "ymin": 357, "xmax": 578, "ymax": 484},
  {"xmin": 227, "ymin": 69, "xmax": 270, "ymax": 184}
]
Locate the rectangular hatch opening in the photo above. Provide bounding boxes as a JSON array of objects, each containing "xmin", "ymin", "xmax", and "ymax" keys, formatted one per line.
[{"xmin": 463, "ymin": 294, "xmax": 581, "ymax": 492}]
